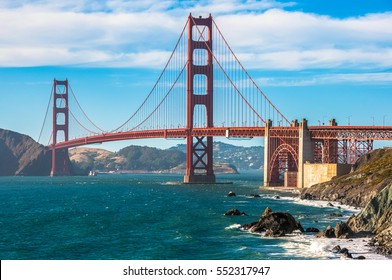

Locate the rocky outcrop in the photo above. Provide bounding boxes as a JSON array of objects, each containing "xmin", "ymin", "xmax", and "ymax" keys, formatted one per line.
[
  {"xmin": 241, "ymin": 207, "xmax": 304, "ymax": 237},
  {"xmin": 301, "ymin": 149, "xmax": 392, "ymax": 208},
  {"xmin": 316, "ymin": 221, "xmax": 354, "ymax": 239},
  {"xmin": 227, "ymin": 191, "xmax": 236, "ymax": 197},
  {"xmin": 225, "ymin": 208, "xmax": 247, "ymax": 216},
  {"xmin": 0, "ymin": 129, "xmax": 51, "ymax": 176},
  {"xmin": 348, "ymin": 183, "xmax": 392, "ymax": 255},
  {"xmin": 302, "ymin": 149, "xmax": 392, "ymax": 255}
]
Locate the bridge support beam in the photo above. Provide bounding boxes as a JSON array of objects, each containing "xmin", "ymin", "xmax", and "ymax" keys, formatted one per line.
[
  {"xmin": 297, "ymin": 119, "xmax": 313, "ymax": 188},
  {"xmin": 184, "ymin": 14, "xmax": 216, "ymax": 184},
  {"xmin": 50, "ymin": 79, "xmax": 70, "ymax": 176},
  {"xmin": 263, "ymin": 120, "xmax": 272, "ymax": 186}
]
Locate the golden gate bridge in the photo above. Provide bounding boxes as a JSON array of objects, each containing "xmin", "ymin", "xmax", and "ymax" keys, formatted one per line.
[{"xmin": 38, "ymin": 14, "xmax": 392, "ymax": 187}]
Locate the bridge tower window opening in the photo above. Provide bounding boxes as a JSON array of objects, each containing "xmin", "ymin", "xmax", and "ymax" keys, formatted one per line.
[
  {"xmin": 192, "ymin": 25, "xmax": 209, "ymax": 42},
  {"xmin": 193, "ymin": 74, "xmax": 207, "ymax": 95},
  {"xmin": 193, "ymin": 49, "xmax": 208, "ymax": 66},
  {"xmin": 56, "ymin": 112, "xmax": 66, "ymax": 126},
  {"xmin": 194, "ymin": 104, "xmax": 207, "ymax": 128}
]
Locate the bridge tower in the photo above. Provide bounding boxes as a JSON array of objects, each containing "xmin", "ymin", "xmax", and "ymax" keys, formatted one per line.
[
  {"xmin": 184, "ymin": 14, "xmax": 216, "ymax": 183},
  {"xmin": 50, "ymin": 79, "xmax": 70, "ymax": 176}
]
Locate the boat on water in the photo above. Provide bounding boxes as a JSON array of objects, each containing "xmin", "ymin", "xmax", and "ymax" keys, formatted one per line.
[{"xmin": 88, "ymin": 170, "xmax": 96, "ymax": 176}]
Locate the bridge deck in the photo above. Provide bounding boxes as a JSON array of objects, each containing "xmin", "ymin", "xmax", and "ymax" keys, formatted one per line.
[{"xmin": 50, "ymin": 126, "xmax": 392, "ymax": 150}]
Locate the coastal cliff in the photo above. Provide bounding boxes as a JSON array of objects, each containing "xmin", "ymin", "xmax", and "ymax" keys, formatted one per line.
[
  {"xmin": 0, "ymin": 129, "xmax": 51, "ymax": 175},
  {"xmin": 301, "ymin": 148, "xmax": 392, "ymax": 255},
  {"xmin": 301, "ymin": 148, "xmax": 392, "ymax": 208}
]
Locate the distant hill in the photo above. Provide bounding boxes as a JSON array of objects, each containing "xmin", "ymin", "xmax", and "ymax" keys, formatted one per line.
[
  {"xmin": 0, "ymin": 129, "xmax": 51, "ymax": 175},
  {"xmin": 170, "ymin": 141, "xmax": 264, "ymax": 171},
  {"xmin": 69, "ymin": 147, "xmax": 127, "ymax": 175},
  {"xmin": 69, "ymin": 144, "xmax": 245, "ymax": 174},
  {"xmin": 69, "ymin": 145, "xmax": 186, "ymax": 174},
  {"xmin": 117, "ymin": 145, "xmax": 186, "ymax": 171}
]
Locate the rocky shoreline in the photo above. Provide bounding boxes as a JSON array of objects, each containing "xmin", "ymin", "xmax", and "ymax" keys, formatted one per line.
[{"xmin": 300, "ymin": 149, "xmax": 392, "ymax": 256}]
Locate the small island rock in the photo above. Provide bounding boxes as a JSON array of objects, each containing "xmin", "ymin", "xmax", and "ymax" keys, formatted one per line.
[
  {"xmin": 224, "ymin": 208, "xmax": 247, "ymax": 216},
  {"xmin": 241, "ymin": 207, "xmax": 304, "ymax": 237}
]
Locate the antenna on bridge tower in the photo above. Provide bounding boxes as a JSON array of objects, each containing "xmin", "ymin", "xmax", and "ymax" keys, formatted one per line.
[
  {"xmin": 184, "ymin": 14, "xmax": 216, "ymax": 183},
  {"xmin": 50, "ymin": 79, "xmax": 71, "ymax": 176}
]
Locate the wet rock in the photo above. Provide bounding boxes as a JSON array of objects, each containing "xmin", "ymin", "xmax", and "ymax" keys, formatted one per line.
[
  {"xmin": 329, "ymin": 213, "xmax": 343, "ymax": 218},
  {"xmin": 332, "ymin": 245, "xmax": 341, "ymax": 253},
  {"xmin": 339, "ymin": 248, "xmax": 349, "ymax": 254},
  {"xmin": 241, "ymin": 207, "xmax": 304, "ymax": 237},
  {"xmin": 334, "ymin": 222, "xmax": 354, "ymax": 239},
  {"xmin": 224, "ymin": 208, "xmax": 247, "ymax": 216},
  {"xmin": 246, "ymin": 194, "xmax": 261, "ymax": 198},
  {"xmin": 305, "ymin": 227, "xmax": 320, "ymax": 233},
  {"xmin": 227, "ymin": 191, "xmax": 236, "ymax": 197},
  {"xmin": 241, "ymin": 221, "xmax": 258, "ymax": 230},
  {"xmin": 356, "ymin": 256, "xmax": 366, "ymax": 259},
  {"xmin": 327, "ymin": 202, "xmax": 334, "ymax": 207},
  {"xmin": 273, "ymin": 195, "xmax": 280, "ymax": 199},
  {"xmin": 343, "ymin": 251, "xmax": 353, "ymax": 258},
  {"xmin": 301, "ymin": 193, "xmax": 314, "ymax": 200},
  {"xmin": 316, "ymin": 225, "xmax": 336, "ymax": 238}
]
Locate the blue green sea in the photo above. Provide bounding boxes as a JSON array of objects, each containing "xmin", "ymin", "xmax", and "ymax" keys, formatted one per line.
[{"xmin": 0, "ymin": 173, "xmax": 385, "ymax": 260}]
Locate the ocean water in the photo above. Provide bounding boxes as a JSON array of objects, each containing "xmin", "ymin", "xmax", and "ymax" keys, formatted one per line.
[{"xmin": 0, "ymin": 173, "xmax": 386, "ymax": 260}]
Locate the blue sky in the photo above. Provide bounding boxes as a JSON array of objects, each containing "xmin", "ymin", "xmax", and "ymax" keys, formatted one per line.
[{"xmin": 0, "ymin": 0, "xmax": 391, "ymax": 151}]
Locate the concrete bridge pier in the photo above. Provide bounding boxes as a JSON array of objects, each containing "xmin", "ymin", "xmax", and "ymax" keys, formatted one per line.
[{"xmin": 297, "ymin": 119, "xmax": 313, "ymax": 188}]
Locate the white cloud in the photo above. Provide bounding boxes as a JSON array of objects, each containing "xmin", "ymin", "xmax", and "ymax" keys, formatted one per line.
[
  {"xmin": 258, "ymin": 72, "xmax": 392, "ymax": 87},
  {"xmin": 0, "ymin": 0, "xmax": 391, "ymax": 73},
  {"xmin": 236, "ymin": 48, "xmax": 392, "ymax": 70}
]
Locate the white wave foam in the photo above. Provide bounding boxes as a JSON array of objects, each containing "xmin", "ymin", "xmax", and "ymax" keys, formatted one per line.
[
  {"xmin": 276, "ymin": 195, "xmax": 361, "ymax": 214},
  {"xmin": 281, "ymin": 234, "xmax": 389, "ymax": 260},
  {"xmin": 225, "ymin": 224, "xmax": 241, "ymax": 230},
  {"xmin": 240, "ymin": 228, "xmax": 389, "ymax": 260}
]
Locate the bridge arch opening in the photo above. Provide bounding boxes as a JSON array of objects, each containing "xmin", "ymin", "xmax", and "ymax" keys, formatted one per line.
[{"xmin": 269, "ymin": 143, "xmax": 298, "ymax": 186}]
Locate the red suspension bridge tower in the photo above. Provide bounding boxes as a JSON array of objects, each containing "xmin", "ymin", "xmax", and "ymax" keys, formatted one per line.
[
  {"xmin": 50, "ymin": 79, "xmax": 70, "ymax": 176},
  {"xmin": 184, "ymin": 14, "xmax": 216, "ymax": 183}
]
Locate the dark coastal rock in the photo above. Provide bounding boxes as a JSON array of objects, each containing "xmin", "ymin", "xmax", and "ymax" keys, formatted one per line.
[
  {"xmin": 348, "ymin": 183, "xmax": 392, "ymax": 255},
  {"xmin": 332, "ymin": 247, "xmax": 353, "ymax": 258},
  {"xmin": 301, "ymin": 193, "xmax": 314, "ymax": 200},
  {"xmin": 246, "ymin": 194, "xmax": 261, "ymax": 198},
  {"xmin": 327, "ymin": 202, "xmax": 334, "ymax": 207},
  {"xmin": 306, "ymin": 227, "xmax": 320, "ymax": 233},
  {"xmin": 339, "ymin": 247, "xmax": 349, "ymax": 254},
  {"xmin": 241, "ymin": 207, "xmax": 304, "ymax": 237},
  {"xmin": 317, "ymin": 222, "xmax": 354, "ymax": 239},
  {"xmin": 224, "ymin": 208, "xmax": 247, "ymax": 216},
  {"xmin": 331, "ymin": 245, "xmax": 341, "ymax": 253},
  {"xmin": 356, "ymin": 256, "xmax": 366, "ymax": 259},
  {"xmin": 241, "ymin": 221, "xmax": 258, "ymax": 230},
  {"xmin": 329, "ymin": 213, "xmax": 343, "ymax": 218},
  {"xmin": 334, "ymin": 222, "xmax": 354, "ymax": 239},
  {"xmin": 227, "ymin": 191, "xmax": 236, "ymax": 197},
  {"xmin": 343, "ymin": 251, "xmax": 353, "ymax": 258},
  {"xmin": 273, "ymin": 195, "xmax": 280, "ymax": 199},
  {"xmin": 316, "ymin": 225, "xmax": 335, "ymax": 238}
]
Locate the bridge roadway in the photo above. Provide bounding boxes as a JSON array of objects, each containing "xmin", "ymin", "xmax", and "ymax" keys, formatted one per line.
[{"xmin": 50, "ymin": 126, "xmax": 392, "ymax": 150}]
